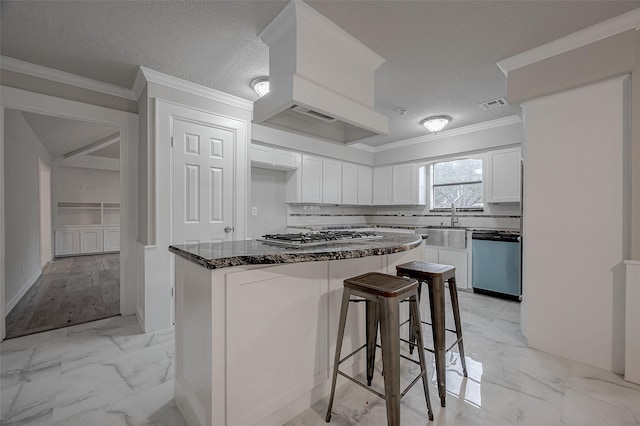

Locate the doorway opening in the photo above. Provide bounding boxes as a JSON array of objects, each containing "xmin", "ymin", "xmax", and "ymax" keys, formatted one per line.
[
  {"xmin": 39, "ymin": 159, "xmax": 52, "ymax": 269},
  {"xmin": 3, "ymin": 109, "xmax": 122, "ymax": 339}
]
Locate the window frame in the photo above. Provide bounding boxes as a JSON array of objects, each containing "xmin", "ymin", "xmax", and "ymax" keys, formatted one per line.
[{"xmin": 429, "ymin": 154, "xmax": 485, "ymax": 212}]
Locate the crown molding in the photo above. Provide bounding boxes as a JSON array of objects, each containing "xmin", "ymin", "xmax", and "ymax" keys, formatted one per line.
[
  {"xmin": 497, "ymin": 8, "xmax": 640, "ymax": 76},
  {"xmin": 0, "ymin": 55, "xmax": 137, "ymax": 100},
  {"xmin": 348, "ymin": 143, "xmax": 377, "ymax": 153},
  {"xmin": 131, "ymin": 67, "xmax": 147, "ymax": 100},
  {"xmin": 138, "ymin": 67, "xmax": 253, "ymax": 111},
  {"xmin": 354, "ymin": 115, "xmax": 522, "ymax": 153}
]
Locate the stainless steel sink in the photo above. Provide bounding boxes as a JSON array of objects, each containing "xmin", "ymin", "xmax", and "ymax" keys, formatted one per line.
[{"xmin": 416, "ymin": 227, "xmax": 467, "ymax": 249}]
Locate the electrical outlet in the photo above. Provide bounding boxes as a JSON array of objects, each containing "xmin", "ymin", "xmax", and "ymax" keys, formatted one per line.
[{"xmin": 252, "ymin": 207, "xmax": 258, "ymax": 216}]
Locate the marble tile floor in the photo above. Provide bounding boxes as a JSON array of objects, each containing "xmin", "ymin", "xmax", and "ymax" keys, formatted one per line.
[
  {"xmin": 0, "ymin": 315, "xmax": 184, "ymax": 426},
  {"xmin": 1, "ymin": 292, "xmax": 639, "ymax": 426},
  {"xmin": 286, "ymin": 291, "xmax": 640, "ymax": 426}
]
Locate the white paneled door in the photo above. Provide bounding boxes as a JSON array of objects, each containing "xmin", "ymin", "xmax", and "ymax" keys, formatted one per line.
[{"xmin": 172, "ymin": 117, "xmax": 235, "ymax": 245}]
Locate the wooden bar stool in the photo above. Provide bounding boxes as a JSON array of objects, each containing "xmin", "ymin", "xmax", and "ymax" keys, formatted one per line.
[
  {"xmin": 396, "ymin": 261, "xmax": 468, "ymax": 407},
  {"xmin": 326, "ymin": 272, "xmax": 434, "ymax": 425}
]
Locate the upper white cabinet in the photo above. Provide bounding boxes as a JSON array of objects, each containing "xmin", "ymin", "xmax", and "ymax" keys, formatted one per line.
[
  {"xmin": 342, "ymin": 163, "xmax": 358, "ymax": 205},
  {"xmin": 251, "ymin": 144, "xmax": 300, "ymax": 171},
  {"xmin": 300, "ymin": 155, "xmax": 323, "ymax": 203},
  {"xmin": 341, "ymin": 163, "xmax": 372, "ymax": 206},
  {"xmin": 357, "ymin": 166, "xmax": 373, "ymax": 206},
  {"xmin": 373, "ymin": 166, "xmax": 392, "ymax": 205},
  {"xmin": 274, "ymin": 149, "xmax": 300, "ymax": 169},
  {"xmin": 373, "ymin": 164, "xmax": 426, "ymax": 205},
  {"xmin": 322, "ymin": 159, "xmax": 342, "ymax": 204},
  {"xmin": 485, "ymin": 147, "xmax": 521, "ymax": 203}
]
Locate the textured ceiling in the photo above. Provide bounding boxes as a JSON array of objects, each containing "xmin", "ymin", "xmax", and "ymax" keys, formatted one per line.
[
  {"xmin": 19, "ymin": 111, "xmax": 118, "ymax": 158},
  {"xmin": 2, "ymin": 1, "xmax": 639, "ymax": 147}
]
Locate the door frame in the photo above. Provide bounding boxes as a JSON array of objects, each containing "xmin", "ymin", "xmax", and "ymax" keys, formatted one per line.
[
  {"xmin": 155, "ymin": 99, "xmax": 248, "ymax": 325},
  {"xmin": 0, "ymin": 86, "xmax": 138, "ymax": 340},
  {"xmin": 38, "ymin": 158, "xmax": 52, "ymax": 269}
]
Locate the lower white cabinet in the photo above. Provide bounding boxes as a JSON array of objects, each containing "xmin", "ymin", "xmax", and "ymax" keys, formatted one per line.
[
  {"xmin": 54, "ymin": 226, "xmax": 120, "ymax": 256},
  {"xmin": 80, "ymin": 228, "xmax": 104, "ymax": 254},
  {"xmin": 423, "ymin": 245, "xmax": 469, "ymax": 289},
  {"xmin": 103, "ymin": 227, "xmax": 120, "ymax": 252},
  {"xmin": 54, "ymin": 228, "xmax": 80, "ymax": 256}
]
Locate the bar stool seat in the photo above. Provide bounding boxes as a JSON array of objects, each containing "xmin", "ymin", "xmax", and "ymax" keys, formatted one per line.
[
  {"xmin": 326, "ymin": 272, "xmax": 434, "ymax": 425},
  {"xmin": 396, "ymin": 261, "xmax": 468, "ymax": 407}
]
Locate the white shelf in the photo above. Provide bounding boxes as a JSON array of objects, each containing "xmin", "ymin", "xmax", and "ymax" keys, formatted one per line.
[
  {"xmin": 54, "ymin": 202, "xmax": 120, "ymax": 256},
  {"xmin": 56, "ymin": 201, "xmax": 120, "ymax": 226}
]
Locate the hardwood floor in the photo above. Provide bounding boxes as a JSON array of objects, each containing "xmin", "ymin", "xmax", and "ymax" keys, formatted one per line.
[{"xmin": 5, "ymin": 253, "xmax": 120, "ymax": 339}]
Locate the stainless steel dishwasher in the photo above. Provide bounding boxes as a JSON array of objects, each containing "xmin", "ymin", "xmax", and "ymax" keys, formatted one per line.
[{"xmin": 472, "ymin": 231, "xmax": 521, "ymax": 301}]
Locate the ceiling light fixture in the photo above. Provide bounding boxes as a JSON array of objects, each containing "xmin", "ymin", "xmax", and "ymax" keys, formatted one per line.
[
  {"xmin": 421, "ymin": 115, "xmax": 451, "ymax": 134},
  {"xmin": 251, "ymin": 77, "xmax": 270, "ymax": 97}
]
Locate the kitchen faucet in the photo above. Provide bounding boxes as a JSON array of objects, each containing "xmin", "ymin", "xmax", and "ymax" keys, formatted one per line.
[{"xmin": 451, "ymin": 202, "xmax": 459, "ymax": 227}]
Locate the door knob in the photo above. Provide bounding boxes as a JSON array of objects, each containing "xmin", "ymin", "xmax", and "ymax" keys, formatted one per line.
[{"xmin": 224, "ymin": 226, "xmax": 234, "ymax": 233}]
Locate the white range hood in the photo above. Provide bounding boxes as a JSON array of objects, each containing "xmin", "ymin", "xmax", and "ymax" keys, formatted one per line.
[{"xmin": 253, "ymin": 0, "xmax": 389, "ymax": 144}]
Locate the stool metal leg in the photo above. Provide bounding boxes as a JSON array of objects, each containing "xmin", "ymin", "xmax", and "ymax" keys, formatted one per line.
[
  {"xmin": 326, "ymin": 288, "xmax": 352, "ymax": 422},
  {"xmin": 428, "ymin": 277, "xmax": 447, "ymax": 407},
  {"xmin": 365, "ymin": 301, "xmax": 379, "ymax": 386},
  {"xmin": 407, "ymin": 282, "xmax": 422, "ymax": 354},
  {"xmin": 409, "ymin": 292, "xmax": 434, "ymax": 421},
  {"xmin": 379, "ymin": 295, "xmax": 401, "ymax": 426},
  {"xmin": 448, "ymin": 277, "xmax": 468, "ymax": 377}
]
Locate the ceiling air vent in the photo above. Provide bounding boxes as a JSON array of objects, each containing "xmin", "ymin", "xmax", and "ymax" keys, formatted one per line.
[
  {"xmin": 291, "ymin": 105, "xmax": 338, "ymax": 123},
  {"xmin": 478, "ymin": 97, "xmax": 507, "ymax": 110}
]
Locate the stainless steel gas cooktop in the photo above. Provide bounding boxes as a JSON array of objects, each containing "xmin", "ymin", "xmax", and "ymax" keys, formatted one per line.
[{"xmin": 258, "ymin": 231, "xmax": 382, "ymax": 248}]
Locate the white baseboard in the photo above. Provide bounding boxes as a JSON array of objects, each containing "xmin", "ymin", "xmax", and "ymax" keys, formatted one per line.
[
  {"xmin": 625, "ymin": 260, "xmax": 640, "ymax": 385},
  {"xmin": 6, "ymin": 270, "xmax": 41, "ymax": 314}
]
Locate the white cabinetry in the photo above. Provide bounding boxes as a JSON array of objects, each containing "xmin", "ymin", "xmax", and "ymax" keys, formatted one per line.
[
  {"xmin": 342, "ymin": 163, "xmax": 372, "ymax": 205},
  {"xmin": 103, "ymin": 227, "xmax": 121, "ymax": 252},
  {"xmin": 373, "ymin": 166, "xmax": 392, "ymax": 205},
  {"xmin": 54, "ymin": 228, "xmax": 80, "ymax": 256},
  {"xmin": 322, "ymin": 158, "xmax": 342, "ymax": 204},
  {"xmin": 54, "ymin": 202, "xmax": 120, "ymax": 256},
  {"xmin": 423, "ymin": 234, "xmax": 471, "ymax": 289},
  {"xmin": 485, "ymin": 147, "xmax": 521, "ymax": 203},
  {"xmin": 251, "ymin": 144, "xmax": 301, "ymax": 171},
  {"xmin": 80, "ymin": 228, "xmax": 104, "ymax": 254},
  {"xmin": 373, "ymin": 164, "xmax": 426, "ymax": 205},
  {"xmin": 300, "ymin": 155, "xmax": 323, "ymax": 203},
  {"xmin": 358, "ymin": 166, "xmax": 373, "ymax": 205},
  {"xmin": 342, "ymin": 163, "xmax": 358, "ymax": 205}
]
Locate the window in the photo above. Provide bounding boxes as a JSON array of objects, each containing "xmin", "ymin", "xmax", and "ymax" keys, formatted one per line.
[{"xmin": 431, "ymin": 157, "xmax": 483, "ymax": 209}]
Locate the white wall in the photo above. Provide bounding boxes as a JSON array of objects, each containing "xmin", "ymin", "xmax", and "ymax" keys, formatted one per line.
[
  {"xmin": 139, "ymin": 79, "xmax": 252, "ymax": 332},
  {"xmin": 373, "ymin": 118, "xmax": 522, "ymax": 166},
  {"xmin": 252, "ymin": 124, "xmax": 375, "ymax": 166},
  {"xmin": 521, "ymin": 76, "xmax": 630, "ymax": 373},
  {"xmin": 249, "ymin": 167, "xmax": 288, "ymax": 239},
  {"xmin": 3, "ymin": 109, "xmax": 53, "ymax": 311},
  {"xmin": 52, "ymin": 165, "xmax": 120, "ymax": 225}
]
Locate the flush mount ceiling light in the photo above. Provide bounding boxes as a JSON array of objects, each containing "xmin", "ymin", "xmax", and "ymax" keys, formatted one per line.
[
  {"xmin": 421, "ymin": 115, "xmax": 452, "ymax": 134},
  {"xmin": 251, "ymin": 77, "xmax": 270, "ymax": 97}
]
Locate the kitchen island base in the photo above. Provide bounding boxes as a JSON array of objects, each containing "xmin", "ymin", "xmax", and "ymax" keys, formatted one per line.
[{"xmin": 174, "ymin": 247, "xmax": 421, "ymax": 426}]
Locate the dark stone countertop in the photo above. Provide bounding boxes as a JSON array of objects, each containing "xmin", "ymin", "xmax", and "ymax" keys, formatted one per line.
[{"xmin": 169, "ymin": 232, "xmax": 423, "ymax": 270}]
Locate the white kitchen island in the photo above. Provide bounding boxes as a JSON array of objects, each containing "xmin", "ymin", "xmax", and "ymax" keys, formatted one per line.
[{"xmin": 169, "ymin": 233, "xmax": 423, "ymax": 426}]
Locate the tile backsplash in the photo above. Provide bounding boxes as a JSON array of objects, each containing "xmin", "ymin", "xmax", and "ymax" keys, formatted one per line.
[{"xmin": 287, "ymin": 203, "xmax": 521, "ymax": 230}]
